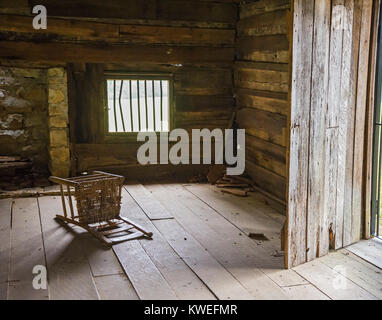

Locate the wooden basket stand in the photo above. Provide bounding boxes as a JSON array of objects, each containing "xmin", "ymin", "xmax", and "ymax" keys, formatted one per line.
[{"xmin": 49, "ymin": 171, "xmax": 153, "ymax": 247}]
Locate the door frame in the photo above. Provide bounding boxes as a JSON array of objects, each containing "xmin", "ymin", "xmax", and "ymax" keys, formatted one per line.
[{"xmin": 365, "ymin": 0, "xmax": 381, "ymax": 239}]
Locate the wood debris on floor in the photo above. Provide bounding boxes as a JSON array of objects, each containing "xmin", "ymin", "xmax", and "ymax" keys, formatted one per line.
[{"xmin": 204, "ymin": 165, "xmax": 255, "ymax": 197}]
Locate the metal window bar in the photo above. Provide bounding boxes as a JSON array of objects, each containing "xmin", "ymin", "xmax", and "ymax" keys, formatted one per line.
[
  {"xmin": 152, "ymin": 80, "xmax": 156, "ymax": 132},
  {"xmin": 160, "ymin": 80, "xmax": 163, "ymax": 131},
  {"xmin": 137, "ymin": 80, "xmax": 141, "ymax": 132},
  {"xmin": 113, "ymin": 80, "xmax": 117, "ymax": 132},
  {"xmin": 118, "ymin": 80, "xmax": 126, "ymax": 132},
  {"xmin": 107, "ymin": 79, "xmax": 169, "ymax": 133},
  {"xmin": 145, "ymin": 80, "xmax": 148, "ymax": 131},
  {"xmin": 129, "ymin": 80, "xmax": 133, "ymax": 131}
]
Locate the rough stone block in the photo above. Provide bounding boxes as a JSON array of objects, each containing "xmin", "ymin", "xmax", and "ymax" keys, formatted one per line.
[
  {"xmin": 48, "ymin": 88, "xmax": 65, "ymax": 104},
  {"xmin": 0, "ymin": 113, "xmax": 23, "ymax": 130},
  {"xmin": 49, "ymin": 147, "xmax": 70, "ymax": 178},
  {"xmin": 23, "ymin": 85, "xmax": 47, "ymax": 103},
  {"xmin": 0, "ymin": 96, "xmax": 33, "ymax": 112},
  {"xmin": 49, "ymin": 128, "xmax": 68, "ymax": 147},
  {"xmin": 48, "ymin": 68, "xmax": 66, "ymax": 80},
  {"xmin": 25, "ymin": 114, "xmax": 45, "ymax": 128},
  {"xmin": 32, "ymin": 126, "xmax": 48, "ymax": 140},
  {"xmin": 49, "ymin": 115, "xmax": 68, "ymax": 128},
  {"xmin": 12, "ymin": 68, "xmax": 43, "ymax": 79},
  {"xmin": 48, "ymin": 102, "xmax": 68, "ymax": 116}
]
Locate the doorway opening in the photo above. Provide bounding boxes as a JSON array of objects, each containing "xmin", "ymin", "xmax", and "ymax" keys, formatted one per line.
[{"xmin": 371, "ymin": 4, "xmax": 382, "ymax": 239}]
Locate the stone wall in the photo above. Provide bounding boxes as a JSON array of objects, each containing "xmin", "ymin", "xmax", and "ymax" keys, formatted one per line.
[
  {"xmin": 47, "ymin": 68, "xmax": 70, "ymax": 178},
  {"xmin": 0, "ymin": 66, "xmax": 49, "ymax": 189},
  {"xmin": 0, "ymin": 66, "xmax": 71, "ymax": 190}
]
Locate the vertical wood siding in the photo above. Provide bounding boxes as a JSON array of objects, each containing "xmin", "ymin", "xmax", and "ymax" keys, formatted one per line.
[{"xmin": 287, "ymin": 0, "xmax": 374, "ymax": 268}]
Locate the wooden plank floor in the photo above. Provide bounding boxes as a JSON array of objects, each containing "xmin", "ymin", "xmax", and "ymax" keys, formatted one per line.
[{"xmin": 1, "ymin": 183, "xmax": 381, "ymax": 300}]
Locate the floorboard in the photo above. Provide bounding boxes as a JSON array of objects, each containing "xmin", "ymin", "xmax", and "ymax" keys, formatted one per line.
[
  {"xmin": 94, "ymin": 274, "xmax": 139, "ymax": 300},
  {"xmin": 282, "ymin": 284, "xmax": 331, "ymax": 300},
  {"xmin": 293, "ymin": 259, "xmax": 378, "ymax": 300},
  {"xmin": 113, "ymin": 239, "xmax": 178, "ymax": 300},
  {"xmin": 154, "ymin": 218, "xmax": 254, "ymax": 300},
  {"xmin": 120, "ymin": 188, "xmax": 215, "ymax": 300},
  {"xmin": 125, "ymin": 183, "xmax": 173, "ymax": 220},
  {"xmin": 0, "ymin": 198, "xmax": 12, "ymax": 300},
  {"xmin": 146, "ymin": 183, "xmax": 289, "ymax": 299},
  {"xmin": 184, "ymin": 184, "xmax": 283, "ymax": 253},
  {"xmin": 2, "ymin": 182, "xmax": 381, "ymax": 300},
  {"xmin": 8, "ymin": 198, "xmax": 49, "ymax": 300},
  {"xmin": 173, "ymin": 184, "xmax": 318, "ymax": 294},
  {"xmin": 83, "ymin": 237, "xmax": 124, "ymax": 277},
  {"xmin": 38, "ymin": 196, "xmax": 99, "ymax": 300},
  {"xmin": 319, "ymin": 250, "xmax": 382, "ymax": 299},
  {"xmin": 347, "ymin": 238, "xmax": 382, "ymax": 269}
]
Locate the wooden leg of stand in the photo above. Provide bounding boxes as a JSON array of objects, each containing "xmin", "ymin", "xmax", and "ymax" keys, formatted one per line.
[{"xmin": 119, "ymin": 216, "xmax": 153, "ymax": 238}]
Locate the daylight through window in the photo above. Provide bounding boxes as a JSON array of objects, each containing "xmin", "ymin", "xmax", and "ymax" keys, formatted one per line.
[{"xmin": 106, "ymin": 79, "xmax": 170, "ymax": 133}]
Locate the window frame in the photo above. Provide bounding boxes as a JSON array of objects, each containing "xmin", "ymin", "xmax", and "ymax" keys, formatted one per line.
[{"xmin": 103, "ymin": 71, "xmax": 175, "ymax": 142}]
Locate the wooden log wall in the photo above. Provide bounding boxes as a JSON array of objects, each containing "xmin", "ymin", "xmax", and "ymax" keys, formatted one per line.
[
  {"xmin": 287, "ymin": 0, "xmax": 374, "ymax": 268},
  {"xmin": 0, "ymin": 0, "xmax": 238, "ymax": 179},
  {"xmin": 235, "ymin": 0, "xmax": 291, "ymax": 204}
]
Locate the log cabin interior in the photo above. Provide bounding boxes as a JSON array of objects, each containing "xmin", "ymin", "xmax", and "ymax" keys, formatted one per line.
[{"xmin": 0, "ymin": 0, "xmax": 381, "ymax": 301}]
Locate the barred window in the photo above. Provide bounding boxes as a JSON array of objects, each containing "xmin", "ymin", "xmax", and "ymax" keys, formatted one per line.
[{"xmin": 105, "ymin": 75, "xmax": 171, "ymax": 133}]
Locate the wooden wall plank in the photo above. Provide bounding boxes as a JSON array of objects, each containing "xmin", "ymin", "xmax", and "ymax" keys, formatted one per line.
[
  {"xmin": 337, "ymin": 0, "xmax": 361, "ymax": 248},
  {"xmin": 237, "ymin": 35, "xmax": 290, "ymax": 63},
  {"xmin": 234, "ymin": 64, "xmax": 289, "ymax": 93},
  {"xmin": 286, "ymin": 0, "xmax": 314, "ymax": 268},
  {"xmin": 0, "ymin": 41, "xmax": 234, "ymax": 65},
  {"xmin": 0, "ymin": 14, "xmax": 235, "ymax": 46},
  {"xmin": 235, "ymin": 88, "xmax": 288, "ymax": 115},
  {"xmin": 322, "ymin": 0, "xmax": 345, "ymax": 255},
  {"xmin": 352, "ymin": 0, "xmax": 373, "ymax": 244},
  {"xmin": 235, "ymin": 0, "xmax": 290, "ymax": 203},
  {"xmin": 287, "ymin": 0, "xmax": 375, "ymax": 266},
  {"xmin": 246, "ymin": 134, "xmax": 287, "ymax": 177},
  {"xmin": 322, "ymin": 128, "xmax": 339, "ymax": 255},
  {"xmin": 237, "ymin": 9, "xmax": 288, "ymax": 36},
  {"xmin": 30, "ymin": 0, "xmax": 238, "ymax": 24},
  {"xmin": 240, "ymin": 0, "xmax": 291, "ymax": 19},
  {"xmin": 119, "ymin": 24, "xmax": 235, "ymax": 46},
  {"xmin": 307, "ymin": 0, "xmax": 331, "ymax": 261},
  {"xmin": 246, "ymin": 161, "xmax": 286, "ymax": 201},
  {"xmin": 237, "ymin": 108, "xmax": 286, "ymax": 147}
]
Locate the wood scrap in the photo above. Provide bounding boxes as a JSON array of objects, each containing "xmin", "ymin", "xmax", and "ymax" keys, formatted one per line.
[
  {"xmin": 224, "ymin": 174, "xmax": 253, "ymax": 185},
  {"xmin": 248, "ymin": 233, "xmax": 269, "ymax": 241},
  {"xmin": 208, "ymin": 172, "xmax": 255, "ymax": 197},
  {"xmin": 0, "ymin": 156, "xmax": 21, "ymax": 162},
  {"xmin": 206, "ymin": 165, "xmax": 226, "ymax": 184},
  {"xmin": 0, "ymin": 161, "xmax": 31, "ymax": 169},
  {"xmin": 220, "ymin": 188, "xmax": 248, "ymax": 197},
  {"xmin": 216, "ymin": 183, "xmax": 250, "ymax": 188}
]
